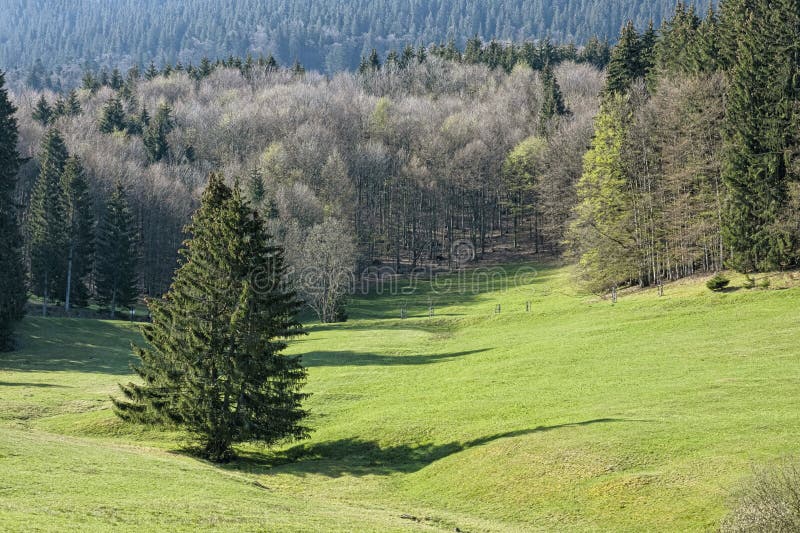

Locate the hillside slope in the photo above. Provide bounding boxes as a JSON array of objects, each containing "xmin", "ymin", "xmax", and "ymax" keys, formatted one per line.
[
  {"xmin": 1, "ymin": 264, "xmax": 799, "ymax": 531},
  {"xmin": 2, "ymin": 0, "xmax": 715, "ymax": 73}
]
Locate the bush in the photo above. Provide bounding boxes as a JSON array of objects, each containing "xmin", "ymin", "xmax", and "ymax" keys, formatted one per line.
[
  {"xmin": 759, "ymin": 277, "xmax": 771, "ymax": 289},
  {"xmin": 721, "ymin": 461, "xmax": 800, "ymax": 532},
  {"xmin": 707, "ymin": 273, "xmax": 731, "ymax": 291},
  {"xmin": 743, "ymin": 275, "xmax": 756, "ymax": 289}
]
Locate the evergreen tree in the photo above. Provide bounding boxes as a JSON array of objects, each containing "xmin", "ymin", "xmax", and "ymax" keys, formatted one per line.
[
  {"xmin": 143, "ymin": 102, "xmax": 173, "ymax": 162},
  {"xmin": 32, "ymin": 95, "xmax": 52, "ymax": 125},
  {"xmin": 95, "ymin": 182, "xmax": 138, "ymax": 316},
  {"xmin": 28, "ymin": 129, "xmax": 69, "ymax": 316},
  {"xmin": 604, "ymin": 21, "xmax": 643, "ymax": 96},
  {"xmin": 721, "ymin": 0, "xmax": 800, "ymax": 270},
  {"xmin": 0, "ymin": 71, "xmax": 27, "ymax": 350},
  {"xmin": 113, "ymin": 174, "xmax": 309, "ymax": 462},
  {"xmin": 110, "ymin": 68, "xmax": 124, "ymax": 89},
  {"xmin": 145, "ymin": 61, "xmax": 159, "ymax": 80},
  {"xmin": 538, "ymin": 63, "xmax": 570, "ymax": 135},
  {"xmin": 248, "ymin": 166, "xmax": 265, "ymax": 205},
  {"xmin": 99, "ymin": 96, "xmax": 126, "ymax": 133},
  {"xmin": 66, "ymin": 90, "xmax": 82, "ymax": 116},
  {"xmin": 81, "ymin": 71, "xmax": 99, "ymax": 92},
  {"xmin": 62, "ymin": 156, "xmax": 94, "ymax": 310}
]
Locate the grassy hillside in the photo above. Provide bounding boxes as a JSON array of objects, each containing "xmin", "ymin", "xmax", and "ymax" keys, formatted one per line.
[{"xmin": 2, "ymin": 264, "xmax": 800, "ymax": 531}]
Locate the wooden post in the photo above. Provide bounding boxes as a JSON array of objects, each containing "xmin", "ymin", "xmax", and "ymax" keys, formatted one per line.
[
  {"xmin": 658, "ymin": 280, "xmax": 664, "ymax": 297},
  {"xmin": 611, "ymin": 286, "xmax": 618, "ymax": 304}
]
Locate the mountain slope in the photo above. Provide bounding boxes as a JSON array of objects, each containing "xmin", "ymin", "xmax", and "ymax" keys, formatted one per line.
[{"xmin": 1, "ymin": 0, "xmax": 715, "ymax": 73}]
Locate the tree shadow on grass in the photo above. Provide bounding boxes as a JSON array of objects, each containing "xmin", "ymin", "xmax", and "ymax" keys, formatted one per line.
[
  {"xmin": 302, "ymin": 348, "xmax": 489, "ymax": 367},
  {"xmin": 0, "ymin": 381, "xmax": 68, "ymax": 388},
  {"xmin": 0, "ymin": 318, "xmax": 138, "ymax": 375},
  {"xmin": 225, "ymin": 418, "xmax": 630, "ymax": 478}
]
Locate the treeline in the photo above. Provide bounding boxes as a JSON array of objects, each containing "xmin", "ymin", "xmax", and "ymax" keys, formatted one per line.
[
  {"xmin": 569, "ymin": 1, "xmax": 800, "ymax": 291},
  {"xmin": 3, "ymin": 0, "xmax": 714, "ymax": 77},
  {"xmin": 6, "ymin": 52, "xmax": 602, "ymax": 328}
]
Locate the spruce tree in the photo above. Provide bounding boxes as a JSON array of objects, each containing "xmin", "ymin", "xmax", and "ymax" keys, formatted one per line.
[
  {"xmin": 66, "ymin": 90, "xmax": 81, "ymax": 116},
  {"xmin": 538, "ymin": 63, "xmax": 570, "ymax": 135},
  {"xmin": 28, "ymin": 129, "xmax": 69, "ymax": 316},
  {"xmin": 113, "ymin": 174, "xmax": 309, "ymax": 462},
  {"xmin": 721, "ymin": 0, "xmax": 799, "ymax": 270},
  {"xmin": 248, "ymin": 166, "xmax": 265, "ymax": 205},
  {"xmin": 0, "ymin": 71, "xmax": 27, "ymax": 350},
  {"xmin": 99, "ymin": 96, "xmax": 126, "ymax": 133},
  {"xmin": 604, "ymin": 21, "xmax": 643, "ymax": 97},
  {"xmin": 143, "ymin": 103, "xmax": 173, "ymax": 162},
  {"xmin": 32, "ymin": 95, "xmax": 52, "ymax": 125},
  {"xmin": 95, "ymin": 182, "xmax": 138, "ymax": 316},
  {"xmin": 62, "ymin": 156, "xmax": 94, "ymax": 310}
]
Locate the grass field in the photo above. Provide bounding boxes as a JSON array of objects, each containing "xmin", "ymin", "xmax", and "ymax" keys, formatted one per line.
[{"xmin": 2, "ymin": 263, "xmax": 800, "ymax": 531}]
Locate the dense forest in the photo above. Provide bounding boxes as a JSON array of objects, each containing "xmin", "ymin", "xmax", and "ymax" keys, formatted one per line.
[
  {"xmin": 2, "ymin": 0, "xmax": 800, "ymax": 349},
  {"xmin": 2, "ymin": 0, "xmax": 714, "ymax": 78}
]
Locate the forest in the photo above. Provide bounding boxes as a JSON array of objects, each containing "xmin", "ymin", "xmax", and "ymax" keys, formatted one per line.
[
  {"xmin": 3, "ymin": 0, "xmax": 715, "ymax": 81},
  {"xmin": 2, "ymin": 0, "xmax": 800, "ymax": 336}
]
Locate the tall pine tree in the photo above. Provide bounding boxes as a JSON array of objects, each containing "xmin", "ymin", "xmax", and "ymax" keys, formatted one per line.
[
  {"xmin": 538, "ymin": 62, "xmax": 570, "ymax": 135},
  {"xmin": 28, "ymin": 128, "xmax": 69, "ymax": 316},
  {"xmin": 721, "ymin": 0, "xmax": 800, "ymax": 270},
  {"xmin": 62, "ymin": 156, "xmax": 95, "ymax": 310},
  {"xmin": 95, "ymin": 182, "xmax": 138, "ymax": 316},
  {"xmin": 113, "ymin": 174, "xmax": 309, "ymax": 462},
  {"xmin": 0, "ymin": 71, "xmax": 27, "ymax": 350}
]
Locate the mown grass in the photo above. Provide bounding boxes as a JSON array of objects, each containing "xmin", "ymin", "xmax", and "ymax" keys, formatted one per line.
[{"xmin": 2, "ymin": 263, "xmax": 800, "ymax": 531}]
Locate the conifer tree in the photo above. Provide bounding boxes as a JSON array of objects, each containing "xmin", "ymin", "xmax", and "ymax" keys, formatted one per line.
[
  {"xmin": 604, "ymin": 21, "xmax": 643, "ymax": 96},
  {"xmin": 145, "ymin": 61, "xmax": 159, "ymax": 80},
  {"xmin": 99, "ymin": 96, "xmax": 126, "ymax": 133},
  {"xmin": 248, "ymin": 166, "xmax": 265, "ymax": 205},
  {"xmin": 66, "ymin": 90, "xmax": 81, "ymax": 116},
  {"xmin": 62, "ymin": 156, "xmax": 94, "ymax": 310},
  {"xmin": 0, "ymin": 71, "xmax": 27, "ymax": 350},
  {"xmin": 32, "ymin": 95, "xmax": 52, "ymax": 125},
  {"xmin": 28, "ymin": 129, "xmax": 69, "ymax": 316},
  {"xmin": 113, "ymin": 174, "xmax": 309, "ymax": 462},
  {"xmin": 538, "ymin": 63, "xmax": 570, "ymax": 135},
  {"xmin": 721, "ymin": 0, "xmax": 799, "ymax": 270},
  {"xmin": 143, "ymin": 103, "xmax": 173, "ymax": 162},
  {"xmin": 95, "ymin": 182, "xmax": 138, "ymax": 316}
]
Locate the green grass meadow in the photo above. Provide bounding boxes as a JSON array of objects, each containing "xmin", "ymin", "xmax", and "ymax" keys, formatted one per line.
[{"xmin": 2, "ymin": 264, "xmax": 800, "ymax": 531}]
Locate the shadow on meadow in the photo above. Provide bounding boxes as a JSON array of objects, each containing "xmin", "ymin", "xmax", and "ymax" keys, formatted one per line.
[
  {"xmin": 302, "ymin": 348, "xmax": 489, "ymax": 367},
  {"xmin": 226, "ymin": 418, "xmax": 629, "ymax": 478},
  {"xmin": 0, "ymin": 318, "xmax": 138, "ymax": 375}
]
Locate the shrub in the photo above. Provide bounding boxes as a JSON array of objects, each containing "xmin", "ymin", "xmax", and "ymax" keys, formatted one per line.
[
  {"xmin": 721, "ymin": 461, "xmax": 800, "ymax": 532},
  {"xmin": 743, "ymin": 275, "xmax": 756, "ymax": 289},
  {"xmin": 759, "ymin": 277, "xmax": 771, "ymax": 289},
  {"xmin": 707, "ymin": 273, "xmax": 730, "ymax": 291}
]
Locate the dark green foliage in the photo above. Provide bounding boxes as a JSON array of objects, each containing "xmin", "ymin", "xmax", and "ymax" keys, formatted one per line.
[
  {"xmin": 113, "ymin": 174, "xmax": 309, "ymax": 462},
  {"xmin": 62, "ymin": 156, "xmax": 94, "ymax": 309},
  {"xmin": 0, "ymin": 71, "xmax": 26, "ymax": 350},
  {"xmin": 144, "ymin": 61, "xmax": 159, "ymax": 80},
  {"xmin": 538, "ymin": 63, "xmax": 570, "ymax": 135},
  {"xmin": 604, "ymin": 21, "xmax": 646, "ymax": 97},
  {"xmin": 32, "ymin": 95, "xmax": 52, "ymax": 125},
  {"xmin": 248, "ymin": 167, "xmax": 265, "ymax": 205},
  {"xmin": 81, "ymin": 71, "xmax": 99, "ymax": 92},
  {"xmin": 721, "ymin": 0, "xmax": 800, "ymax": 271},
  {"xmin": 143, "ymin": 103, "xmax": 173, "ymax": 162},
  {"xmin": 706, "ymin": 273, "xmax": 730, "ymax": 291},
  {"xmin": 98, "ymin": 96, "xmax": 126, "ymax": 133},
  {"xmin": 65, "ymin": 90, "xmax": 81, "ymax": 116},
  {"xmin": 28, "ymin": 129, "xmax": 69, "ymax": 315},
  {"xmin": 95, "ymin": 182, "xmax": 138, "ymax": 316}
]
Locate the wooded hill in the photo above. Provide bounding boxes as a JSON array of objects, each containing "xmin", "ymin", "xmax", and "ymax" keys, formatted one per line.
[{"xmin": 3, "ymin": 0, "xmax": 715, "ymax": 75}]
